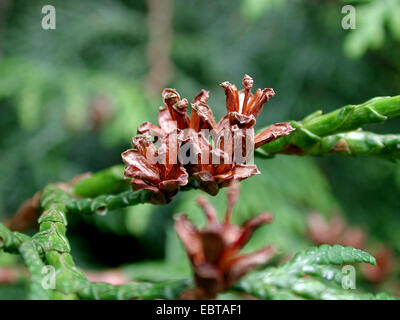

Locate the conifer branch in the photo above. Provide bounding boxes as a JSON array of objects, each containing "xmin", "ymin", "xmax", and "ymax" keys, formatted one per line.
[
  {"xmin": 301, "ymin": 95, "xmax": 400, "ymax": 136},
  {"xmin": 33, "ymin": 184, "xmax": 87, "ymax": 298},
  {"xmin": 78, "ymin": 279, "xmax": 192, "ymax": 300},
  {"xmin": 0, "ymin": 223, "xmax": 49, "ymax": 299},
  {"xmin": 65, "ymin": 190, "xmax": 152, "ymax": 216},
  {"xmin": 256, "ymin": 130, "xmax": 400, "ymax": 161},
  {"xmin": 234, "ymin": 245, "xmax": 397, "ymax": 300},
  {"xmin": 0, "ymin": 223, "xmax": 30, "ymax": 253},
  {"xmin": 257, "ymin": 95, "xmax": 400, "ymax": 160},
  {"xmin": 18, "ymin": 241, "xmax": 50, "ymax": 300}
]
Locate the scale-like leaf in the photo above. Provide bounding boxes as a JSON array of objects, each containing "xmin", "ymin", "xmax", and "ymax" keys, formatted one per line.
[{"xmin": 235, "ymin": 245, "xmax": 396, "ymax": 300}]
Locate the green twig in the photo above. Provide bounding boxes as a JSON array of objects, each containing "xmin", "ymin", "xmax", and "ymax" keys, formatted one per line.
[
  {"xmin": 31, "ymin": 184, "xmax": 185, "ymax": 300},
  {"xmin": 66, "ymin": 190, "xmax": 152, "ymax": 216},
  {"xmin": 33, "ymin": 184, "xmax": 87, "ymax": 298},
  {"xmin": 257, "ymin": 95, "xmax": 400, "ymax": 157},
  {"xmin": 66, "ymin": 178, "xmax": 198, "ymax": 216},
  {"xmin": 256, "ymin": 130, "xmax": 400, "ymax": 161},
  {"xmin": 0, "ymin": 223, "xmax": 49, "ymax": 299},
  {"xmin": 304, "ymin": 131, "xmax": 400, "ymax": 161},
  {"xmin": 72, "ymin": 165, "xmax": 129, "ymax": 198},
  {"xmin": 18, "ymin": 241, "xmax": 50, "ymax": 300},
  {"xmin": 78, "ymin": 279, "xmax": 192, "ymax": 300},
  {"xmin": 0, "ymin": 223, "xmax": 30, "ymax": 253},
  {"xmin": 301, "ymin": 95, "xmax": 400, "ymax": 136}
]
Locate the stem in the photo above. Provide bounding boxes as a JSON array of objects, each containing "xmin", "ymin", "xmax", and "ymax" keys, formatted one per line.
[
  {"xmin": 0, "ymin": 223, "xmax": 49, "ymax": 299},
  {"xmin": 72, "ymin": 165, "xmax": 129, "ymax": 198},
  {"xmin": 302, "ymin": 95, "xmax": 400, "ymax": 136},
  {"xmin": 67, "ymin": 179, "xmax": 198, "ymax": 216},
  {"xmin": 257, "ymin": 131, "xmax": 400, "ymax": 161},
  {"xmin": 0, "ymin": 223, "xmax": 30, "ymax": 253},
  {"xmin": 33, "ymin": 184, "xmax": 87, "ymax": 298},
  {"xmin": 78, "ymin": 279, "xmax": 192, "ymax": 300},
  {"xmin": 66, "ymin": 190, "xmax": 152, "ymax": 216},
  {"xmin": 18, "ymin": 241, "xmax": 50, "ymax": 300},
  {"xmin": 257, "ymin": 95, "xmax": 400, "ymax": 158},
  {"xmin": 307, "ymin": 131, "xmax": 400, "ymax": 161}
]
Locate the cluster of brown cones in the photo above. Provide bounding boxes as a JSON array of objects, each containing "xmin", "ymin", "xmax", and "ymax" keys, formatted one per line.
[{"xmin": 122, "ymin": 75, "xmax": 294, "ymax": 204}]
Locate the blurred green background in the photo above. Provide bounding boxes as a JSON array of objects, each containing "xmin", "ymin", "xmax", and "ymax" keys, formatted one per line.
[{"xmin": 0, "ymin": 0, "xmax": 399, "ymax": 298}]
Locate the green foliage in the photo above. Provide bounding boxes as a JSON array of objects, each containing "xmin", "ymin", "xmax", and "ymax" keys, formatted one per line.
[
  {"xmin": 240, "ymin": 0, "xmax": 400, "ymax": 59},
  {"xmin": 240, "ymin": 0, "xmax": 285, "ymax": 21},
  {"xmin": 344, "ymin": 0, "xmax": 400, "ymax": 58},
  {"xmin": 235, "ymin": 245, "xmax": 397, "ymax": 300},
  {"xmin": 0, "ymin": 283, "xmax": 28, "ymax": 300},
  {"xmin": 292, "ymin": 244, "xmax": 375, "ymax": 266},
  {"xmin": 0, "ymin": 57, "xmax": 151, "ymax": 145}
]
